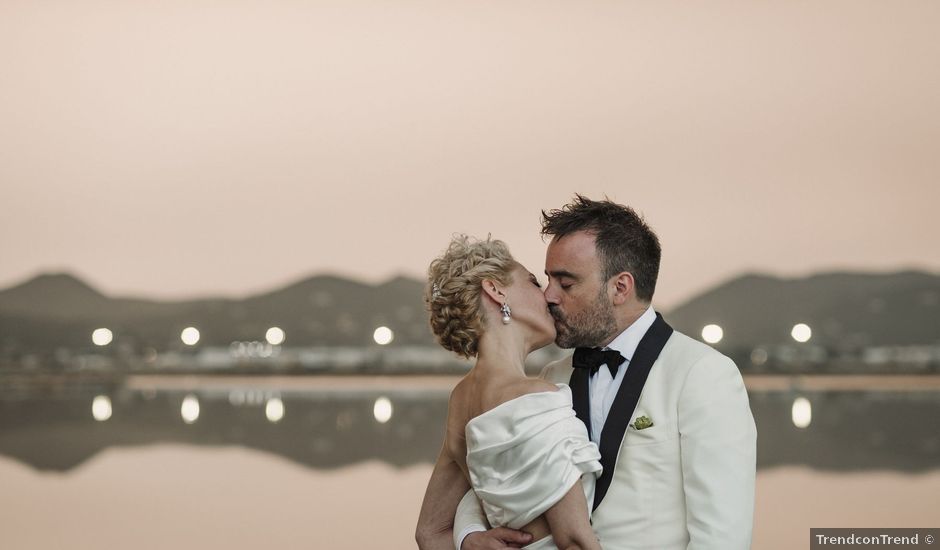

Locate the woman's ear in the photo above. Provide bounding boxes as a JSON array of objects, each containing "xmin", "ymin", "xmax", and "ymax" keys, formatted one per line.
[{"xmin": 481, "ymin": 278, "xmax": 506, "ymax": 306}]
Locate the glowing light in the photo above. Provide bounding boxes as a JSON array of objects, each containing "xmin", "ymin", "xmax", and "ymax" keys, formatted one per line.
[
  {"xmin": 373, "ymin": 397, "xmax": 393, "ymax": 423},
  {"xmin": 701, "ymin": 324, "xmax": 723, "ymax": 344},
  {"xmin": 92, "ymin": 328, "xmax": 113, "ymax": 346},
  {"xmin": 265, "ymin": 327, "xmax": 285, "ymax": 346},
  {"xmin": 181, "ymin": 327, "xmax": 200, "ymax": 346},
  {"xmin": 265, "ymin": 398, "xmax": 285, "ymax": 423},
  {"xmin": 791, "ymin": 323, "xmax": 812, "ymax": 343},
  {"xmin": 181, "ymin": 394, "xmax": 200, "ymax": 424},
  {"xmin": 791, "ymin": 397, "xmax": 812, "ymax": 428},
  {"xmin": 373, "ymin": 326, "xmax": 394, "ymax": 345},
  {"xmin": 92, "ymin": 395, "xmax": 112, "ymax": 421}
]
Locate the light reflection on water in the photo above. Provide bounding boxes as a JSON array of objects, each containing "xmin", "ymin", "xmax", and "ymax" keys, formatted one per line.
[
  {"xmin": 1, "ymin": 375, "xmax": 939, "ymax": 474},
  {"xmin": 265, "ymin": 397, "xmax": 285, "ymax": 423},
  {"xmin": 181, "ymin": 394, "xmax": 200, "ymax": 424},
  {"xmin": 373, "ymin": 396, "xmax": 393, "ymax": 424},
  {"xmin": 91, "ymin": 395, "xmax": 112, "ymax": 422},
  {"xmin": 791, "ymin": 396, "xmax": 812, "ymax": 428},
  {"xmin": 1, "ymin": 374, "xmax": 939, "ymax": 550}
]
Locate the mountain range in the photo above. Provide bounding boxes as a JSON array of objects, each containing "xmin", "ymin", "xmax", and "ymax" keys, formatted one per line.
[
  {"xmin": 1, "ymin": 269, "xmax": 939, "ymax": 360},
  {"xmin": 668, "ymin": 270, "xmax": 940, "ymax": 351},
  {"xmin": 0, "ymin": 272, "xmax": 433, "ymax": 356}
]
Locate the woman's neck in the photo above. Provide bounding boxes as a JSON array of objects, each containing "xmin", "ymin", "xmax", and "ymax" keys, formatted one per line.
[{"xmin": 474, "ymin": 327, "xmax": 530, "ymax": 378}]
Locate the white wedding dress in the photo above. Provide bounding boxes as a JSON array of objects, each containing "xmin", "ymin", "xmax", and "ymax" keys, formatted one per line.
[{"xmin": 464, "ymin": 383, "xmax": 603, "ymax": 550}]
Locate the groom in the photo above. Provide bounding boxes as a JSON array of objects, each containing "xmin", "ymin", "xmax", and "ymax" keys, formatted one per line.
[{"xmin": 454, "ymin": 196, "xmax": 757, "ymax": 550}]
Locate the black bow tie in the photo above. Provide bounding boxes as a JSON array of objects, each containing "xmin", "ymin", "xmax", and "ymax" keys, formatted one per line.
[{"xmin": 572, "ymin": 347, "xmax": 626, "ymax": 378}]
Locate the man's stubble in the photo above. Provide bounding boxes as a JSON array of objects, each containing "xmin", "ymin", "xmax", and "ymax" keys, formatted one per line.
[{"xmin": 550, "ymin": 286, "xmax": 618, "ymax": 349}]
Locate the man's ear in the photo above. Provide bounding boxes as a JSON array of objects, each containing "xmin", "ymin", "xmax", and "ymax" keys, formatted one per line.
[
  {"xmin": 481, "ymin": 278, "xmax": 506, "ymax": 305},
  {"xmin": 610, "ymin": 272, "xmax": 636, "ymax": 306}
]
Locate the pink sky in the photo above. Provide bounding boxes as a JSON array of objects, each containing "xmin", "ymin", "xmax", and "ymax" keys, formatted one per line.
[{"xmin": 2, "ymin": 0, "xmax": 938, "ymax": 308}]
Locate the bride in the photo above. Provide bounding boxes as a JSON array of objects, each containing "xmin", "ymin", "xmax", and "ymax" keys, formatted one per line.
[{"xmin": 415, "ymin": 235, "xmax": 602, "ymax": 550}]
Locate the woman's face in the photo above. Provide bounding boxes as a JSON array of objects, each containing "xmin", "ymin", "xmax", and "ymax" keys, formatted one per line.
[{"xmin": 505, "ymin": 264, "xmax": 557, "ymax": 349}]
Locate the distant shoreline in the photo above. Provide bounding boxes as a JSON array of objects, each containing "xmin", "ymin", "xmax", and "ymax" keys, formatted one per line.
[
  {"xmin": 123, "ymin": 373, "xmax": 940, "ymax": 392},
  {"xmin": 3, "ymin": 371, "xmax": 940, "ymax": 394}
]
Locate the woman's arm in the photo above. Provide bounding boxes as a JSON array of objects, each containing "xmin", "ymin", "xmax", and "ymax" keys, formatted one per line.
[
  {"xmin": 542, "ymin": 479, "xmax": 601, "ymax": 550},
  {"xmin": 416, "ymin": 445, "xmax": 471, "ymax": 550}
]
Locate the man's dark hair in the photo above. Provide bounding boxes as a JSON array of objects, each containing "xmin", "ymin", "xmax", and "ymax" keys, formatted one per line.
[{"xmin": 541, "ymin": 194, "xmax": 661, "ymax": 302}]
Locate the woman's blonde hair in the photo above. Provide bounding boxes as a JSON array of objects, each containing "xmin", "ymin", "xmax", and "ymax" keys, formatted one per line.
[{"xmin": 425, "ymin": 235, "xmax": 516, "ymax": 358}]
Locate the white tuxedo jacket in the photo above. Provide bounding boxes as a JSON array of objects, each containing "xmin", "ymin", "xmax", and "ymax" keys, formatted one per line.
[{"xmin": 455, "ymin": 317, "xmax": 757, "ymax": 550}]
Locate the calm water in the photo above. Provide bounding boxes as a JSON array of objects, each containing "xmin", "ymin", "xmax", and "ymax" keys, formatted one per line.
[{"xmin": 2, "ymin": 373, "xmax": 939, "ymax": 549}]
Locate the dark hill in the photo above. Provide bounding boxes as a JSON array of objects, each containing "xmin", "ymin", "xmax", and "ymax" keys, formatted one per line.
[
  {"xmin": 0, "ymin": 272, "xmax": 434, "ymax": 353},
  {"xmin": 667, "ymin": 270, "xmax": 940, "ymax": 350}
]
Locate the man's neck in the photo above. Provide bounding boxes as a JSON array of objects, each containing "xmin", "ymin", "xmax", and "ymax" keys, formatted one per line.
[{"xmin": 599, "ymin": 302, "xmax": 653, "ymax": 348}]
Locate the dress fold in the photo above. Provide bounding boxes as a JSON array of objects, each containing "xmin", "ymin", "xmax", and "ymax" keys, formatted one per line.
[{"xmin": 465, "ymin": 384, "xmax": 602, "ymax": 548}]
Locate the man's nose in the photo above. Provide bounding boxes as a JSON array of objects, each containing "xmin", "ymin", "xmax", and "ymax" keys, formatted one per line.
[{"xmin": 543, "ymin": 282, "xmax": 560, "ymax": 305}]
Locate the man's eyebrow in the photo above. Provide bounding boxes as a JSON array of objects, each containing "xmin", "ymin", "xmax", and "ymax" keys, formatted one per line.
[{"xmin": 545, "ymin": 269, "xmax": 579, "ymax": 280}]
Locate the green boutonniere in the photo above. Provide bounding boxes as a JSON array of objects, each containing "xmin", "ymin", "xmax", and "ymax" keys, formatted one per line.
[{"xmin": 630, "ymin": 415, "xmax": 654, "ymax": 430}]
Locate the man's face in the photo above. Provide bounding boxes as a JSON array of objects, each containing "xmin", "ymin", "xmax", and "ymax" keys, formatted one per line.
[{"xmin": 543, "ymin": 230, "xmax": 617, "ymax": 348}]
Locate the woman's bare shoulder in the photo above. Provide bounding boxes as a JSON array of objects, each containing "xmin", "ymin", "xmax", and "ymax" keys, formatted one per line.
[
  {"xmin": 494, "ymin": 378, "xmax": 560, "ymax": 405},
  {"xmin": 447, "ymin": 375, "xmax": 473, "ymax": 409}
]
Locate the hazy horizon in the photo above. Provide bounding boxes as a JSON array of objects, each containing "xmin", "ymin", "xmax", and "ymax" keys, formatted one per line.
[{"xmin": 3, "ymin": 263, "xmax": 940, "ymax": 311}]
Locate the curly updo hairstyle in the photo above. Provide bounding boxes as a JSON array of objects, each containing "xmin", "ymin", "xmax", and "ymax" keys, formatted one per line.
[{"xmin": 425, "ymin": 235, "xmax": 517, "ymax": 358}]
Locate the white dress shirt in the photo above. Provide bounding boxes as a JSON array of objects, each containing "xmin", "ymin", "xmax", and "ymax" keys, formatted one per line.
[{"xmin": 587, "ymin": 305, "xmax": 657, "ymax": 444}]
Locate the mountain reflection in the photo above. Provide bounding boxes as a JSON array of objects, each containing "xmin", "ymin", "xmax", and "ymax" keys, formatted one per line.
[{"xmin": 1, "ymin": 377, "xmax": 938, "ymax": 473}]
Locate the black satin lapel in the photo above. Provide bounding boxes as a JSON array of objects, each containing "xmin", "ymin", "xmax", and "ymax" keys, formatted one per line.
[
  {"xmin": 592, "ymin": 312, "xmax": 674, "ymax": 511},
  {"xmin": 568, "ymin": 365, "xmax": 592, "ymax": 441}
]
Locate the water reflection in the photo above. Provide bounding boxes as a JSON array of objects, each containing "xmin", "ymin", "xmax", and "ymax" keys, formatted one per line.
[
  {"xmin": 265, "ymin": 398, "xmax": 285, "ymax": 423},
  {"xmin": 791, "ymin": 397, "xmax": 812, "ymax": 428},
  {"xmin": 181, "ymin": 394, "xmax": 200, "ymax": 424},
  {"xmin": 92, "ymin": 395, "xmax": 112, "ymax": 422},
  {"xmin": 751, "ymin": 348, "xmax": 769, "ymax": 366},
  {"xmin": 373, "ymin": 396, "xmax": 393, "ymax": 424},
  {"xmin": 229, "ymin": 391, "xmax": 246, "ymax": 406},
  {"xmin": 0, "ymin": 378, "xmax": 938, "ymax": 474}
]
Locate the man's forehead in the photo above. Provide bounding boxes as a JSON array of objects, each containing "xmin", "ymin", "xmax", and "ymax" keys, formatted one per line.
[
  {"xmin": 547, "ymin": 231, "xmax": 596, "ymax": 254},
  {"xmin": 545, "ymin": 231, "xmax": 598, "ymax": 271}
]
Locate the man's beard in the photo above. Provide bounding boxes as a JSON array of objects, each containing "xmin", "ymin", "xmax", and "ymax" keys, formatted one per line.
[{"xmin": 550, "ymin": 289, "xmax": 618, "ymax": 349}]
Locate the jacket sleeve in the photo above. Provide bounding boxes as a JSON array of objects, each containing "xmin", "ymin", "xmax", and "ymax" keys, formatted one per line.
[
  {"xmin": 453, "ymin": 490, "xmax": 489, "ymax": 549},
  {"xmin": 678, "ymin": 353, "xmax": 757, "ymax": 550}
]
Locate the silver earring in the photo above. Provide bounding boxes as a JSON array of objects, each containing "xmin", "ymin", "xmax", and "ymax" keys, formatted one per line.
[{"xmin": 501, "ymin": 302, "xmax": 512, "ymax": 324}]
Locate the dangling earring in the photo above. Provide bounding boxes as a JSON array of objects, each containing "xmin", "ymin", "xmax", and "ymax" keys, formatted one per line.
[{"xmin": 501, "ymin": 302, "xmax": 512, "ymax": 324}]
